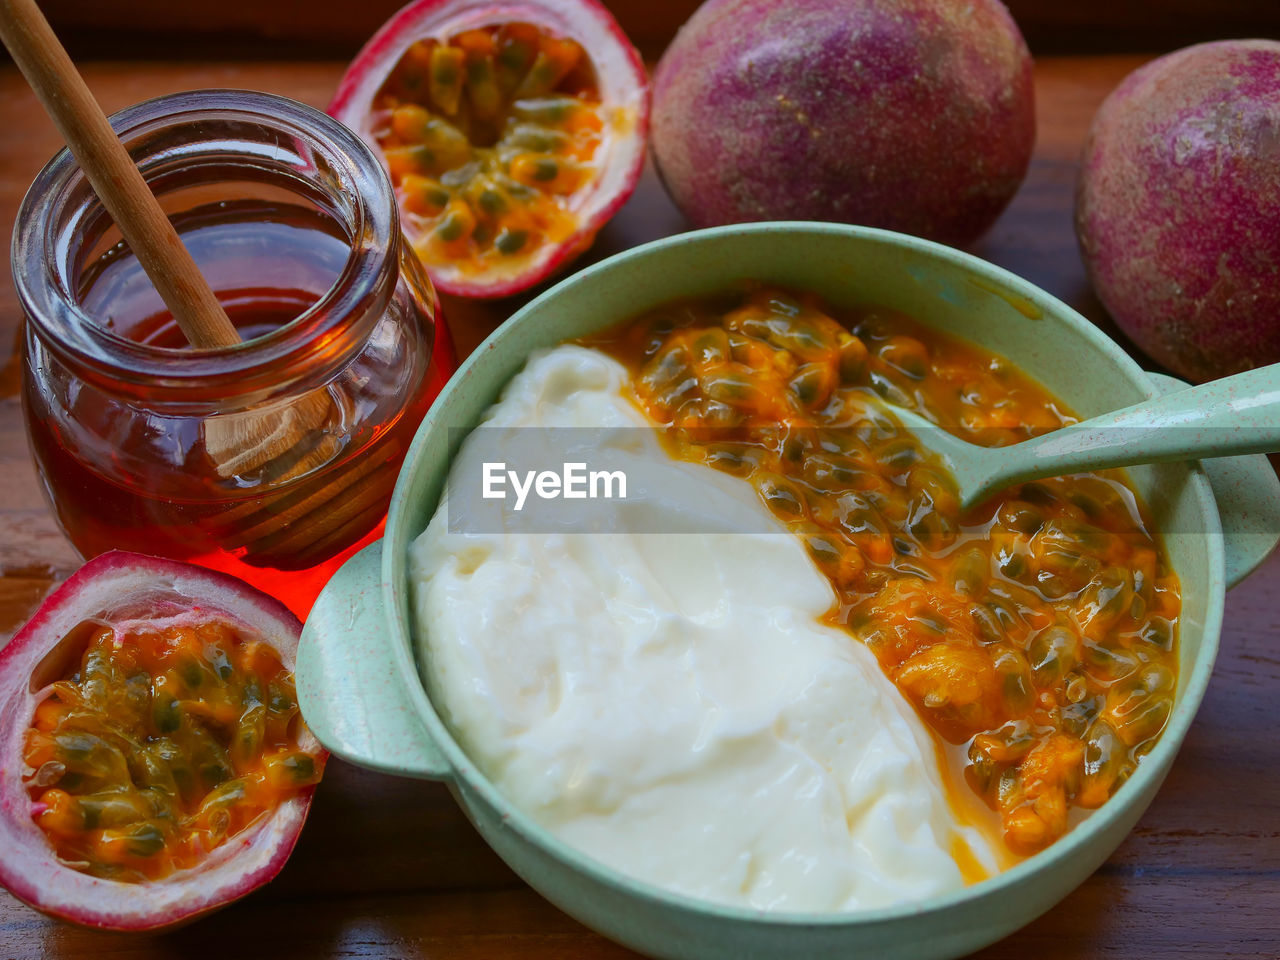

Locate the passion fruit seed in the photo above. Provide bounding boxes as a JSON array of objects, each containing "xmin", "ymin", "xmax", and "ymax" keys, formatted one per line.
[
  {"xmin": 591, "ymin": 287, "xmax": 1181, "ymax": 857},
  {"xmin": 374, "ymin": 22, "xmax": 603, "ymax": 270},
  {"xmin": 22, "ymin": 621, "xmax": 320, "ymax": 883}
]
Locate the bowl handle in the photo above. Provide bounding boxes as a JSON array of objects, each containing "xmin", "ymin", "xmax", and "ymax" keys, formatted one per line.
[
  {"xmin": 1146, "ymin": 372, "xmax": 1280, "ymax": 588},
  {"xmin": 296, "ymin": 540, "xmax": 451, "ymax": 780}
]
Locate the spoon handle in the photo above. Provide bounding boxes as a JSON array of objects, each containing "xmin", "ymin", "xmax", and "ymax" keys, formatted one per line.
[{"xmin": 969, "ymin": 362, "xmax": 1280, "ymax": 502}]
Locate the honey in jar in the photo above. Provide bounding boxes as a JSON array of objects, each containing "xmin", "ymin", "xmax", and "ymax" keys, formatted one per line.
[{"xmin": 14, "ymin": 91, "xmax": 455, "ymax": 615}]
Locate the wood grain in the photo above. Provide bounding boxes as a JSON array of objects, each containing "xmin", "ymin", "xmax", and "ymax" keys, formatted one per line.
[{"xmin": 0, "ymin": 55, "xmax": 1277, "ymax": 960}]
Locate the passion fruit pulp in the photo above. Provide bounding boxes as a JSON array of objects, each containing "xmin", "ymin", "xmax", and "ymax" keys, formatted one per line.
[
  {"xmin": 0, "ymin": 552, "xmax": 325, "ymax": 931},
  {"xmin": 332, "ymin": 0, "xmax": 649, "ymax": 299}
]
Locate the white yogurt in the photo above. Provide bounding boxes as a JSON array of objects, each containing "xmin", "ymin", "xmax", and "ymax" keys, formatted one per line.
[{"xmin": 410, "ymin": 345, "xmax": 997, "ymax": 912}]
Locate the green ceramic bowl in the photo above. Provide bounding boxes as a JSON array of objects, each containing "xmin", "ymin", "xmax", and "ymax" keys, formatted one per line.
[{"xmin": 296, "ymin": 223, "xmax": 1280, "ymax": 960}]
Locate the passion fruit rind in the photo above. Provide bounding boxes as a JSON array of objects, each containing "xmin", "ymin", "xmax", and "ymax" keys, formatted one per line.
[
  {"xmin": 0, "ymin": 551, "xmax": 325, "ymax": 931},
  {"xmin": 1075, "ymin": 39, "xmax": 1280, "ymax": 382},
  {"xmin": 332, "ymin": 0, "xmax": 649, "ymax": 299},
  {"xmin": 650, "ymin": 0, "xmax": 1035, "ymax": 247}
]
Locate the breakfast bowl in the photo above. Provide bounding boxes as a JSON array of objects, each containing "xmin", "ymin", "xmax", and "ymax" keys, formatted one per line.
[{"xmin": 295, "ymin": 222, "xmax": 1280, "ymax": 960}]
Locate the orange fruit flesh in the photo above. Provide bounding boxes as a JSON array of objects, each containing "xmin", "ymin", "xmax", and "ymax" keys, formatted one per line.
[
  {"xmin": 23, "ymin": 620, "xmax": 320, "ymax": 882},
  {"xmin": 372, "ymin": 22, "xmax": 605, "ymax": 278},
  {"xmin": 587, "ymin": 287, "xmax": 1182, "ymax": 857}
]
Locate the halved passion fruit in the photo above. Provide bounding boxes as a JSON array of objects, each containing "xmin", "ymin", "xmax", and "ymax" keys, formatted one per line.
[
  {"xmin": 331, "ymin": 0, "xmax": 649, "ymax": 298},
  {"xmin": 0, "ymin": 552, "xmax": 325, "ymax": 930}
]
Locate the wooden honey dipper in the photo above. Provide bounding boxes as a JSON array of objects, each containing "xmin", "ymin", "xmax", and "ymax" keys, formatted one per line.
[
  {"xmin": 0, "ymin": 0, "xmax": 330, "ymax": 479},
  {"xmin": 0, "ymin": 0, "xmax": 393, "ymax": 563}
]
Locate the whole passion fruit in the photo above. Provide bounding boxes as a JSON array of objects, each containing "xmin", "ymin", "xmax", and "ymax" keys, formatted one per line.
[
  {"xmin": 1076, "ymin": 40, "xmax": 1280, "ymax": 382},
  {"xmin": 0, "ymin": 552, "xmax": 325, "ymax": 931},
  {"xmin": 650, "ymin": 0, "xmax": 1035, "ymax": 247},
  {"xmin": 332, "ymin": 0, "xmax": 649, "ymax": 298}
]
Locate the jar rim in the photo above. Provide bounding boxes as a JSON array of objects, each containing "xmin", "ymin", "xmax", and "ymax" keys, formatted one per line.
[{"xmin": 11, "ymin": 89, "xmax": 399, "ymax": 400}]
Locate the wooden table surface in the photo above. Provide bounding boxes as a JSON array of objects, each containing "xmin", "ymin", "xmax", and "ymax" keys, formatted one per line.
[{"xmin": 0, "ymin": 55, "xmax": 1277, "ymax": 959}]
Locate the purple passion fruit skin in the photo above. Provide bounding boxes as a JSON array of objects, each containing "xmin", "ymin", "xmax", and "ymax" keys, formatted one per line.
[
  {"xmin": 649, "ymin": 0, "xmax": 1035, "ymax": 248},
  {"xmin": 1076, "ymin": 40, "xmax": 1280, "ymax": 383}
]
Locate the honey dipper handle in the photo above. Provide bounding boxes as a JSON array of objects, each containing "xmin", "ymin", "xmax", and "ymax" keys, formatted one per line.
[{"xmin": 0, "ymin": 0, "xmax": 239, "ymax": 348}]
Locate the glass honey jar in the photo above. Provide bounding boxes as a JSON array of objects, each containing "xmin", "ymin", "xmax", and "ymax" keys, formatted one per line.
[{"xmin": 12, "ymin": 90, "xmax": 455, "ymax": 615}]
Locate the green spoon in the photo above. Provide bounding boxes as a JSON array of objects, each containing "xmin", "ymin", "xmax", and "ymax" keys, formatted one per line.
[{"xmin": 875, "ymin": 362, "xmax": 1280, "ymax": 510}]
